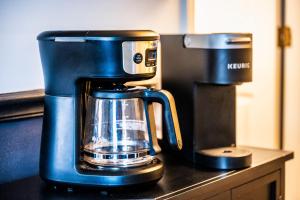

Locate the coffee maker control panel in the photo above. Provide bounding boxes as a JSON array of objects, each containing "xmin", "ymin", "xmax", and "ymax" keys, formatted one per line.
[{"xmin": 122, "ymin": 41, "xmax": 158, "ymax": 74}]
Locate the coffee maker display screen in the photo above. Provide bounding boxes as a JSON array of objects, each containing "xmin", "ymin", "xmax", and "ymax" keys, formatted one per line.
[{"xmin": 145, "ymin": 49, "xmax": 157, "ymax": 67}]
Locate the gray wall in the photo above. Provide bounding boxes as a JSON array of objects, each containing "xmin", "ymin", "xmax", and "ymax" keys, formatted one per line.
[{"xmin": 0, "ymin": 0, "xmax": 186, "ymax": 93}]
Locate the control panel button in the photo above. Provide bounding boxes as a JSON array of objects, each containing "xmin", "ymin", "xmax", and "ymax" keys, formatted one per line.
[{"xmin": 133, "ymin": 53, "xmax": 143, "ymax": 64}]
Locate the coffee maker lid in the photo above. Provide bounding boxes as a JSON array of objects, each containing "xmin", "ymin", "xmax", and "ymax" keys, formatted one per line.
[{"xmin": 37, "ymin": 30, "xmax": 159, "ymax": 42}]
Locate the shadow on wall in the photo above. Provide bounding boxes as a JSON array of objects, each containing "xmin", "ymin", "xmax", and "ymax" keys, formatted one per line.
[{"xmin": 0, "ymin": 117, "xmax": 43, "ymax": 184}]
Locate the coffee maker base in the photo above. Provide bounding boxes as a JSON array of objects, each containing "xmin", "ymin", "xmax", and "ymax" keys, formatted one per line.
[{"xmin": 41, "ymin": 158, "xmax": 164, "ymax": 188}]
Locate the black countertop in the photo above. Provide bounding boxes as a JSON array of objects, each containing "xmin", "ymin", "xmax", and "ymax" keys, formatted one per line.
[{"xmin": 0, "ymin": 146, "xmax": 293, "ymax": 200}]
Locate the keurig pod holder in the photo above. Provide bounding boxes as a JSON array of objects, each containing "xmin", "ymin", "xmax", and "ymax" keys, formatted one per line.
[{"xmin": 160, "ymin": 33, "xmax": 252, "ymax": 170}]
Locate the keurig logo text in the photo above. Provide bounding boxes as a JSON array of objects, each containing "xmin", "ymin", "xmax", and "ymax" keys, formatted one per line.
[{"xmin": 227, "ymin": 63, "xmax": 251, "ymax": 70}]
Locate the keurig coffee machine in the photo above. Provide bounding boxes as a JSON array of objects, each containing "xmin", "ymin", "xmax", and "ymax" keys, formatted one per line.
[
  {"xmin": 160, "ymin": 33, "xmax": 252, "ymax": 169},
  {"xmin": 37, "ymin": 30, "xmax": 182, "ymax": 187}
]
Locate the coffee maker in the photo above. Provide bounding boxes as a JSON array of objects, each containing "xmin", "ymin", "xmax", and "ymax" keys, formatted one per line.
[
  {"xmin": 160, "ymin": 33, "xmax": 252, "ymax": 169},
  {"xmin": 37, "ymin": 30, "xmax": 182, "ymax": 187}
]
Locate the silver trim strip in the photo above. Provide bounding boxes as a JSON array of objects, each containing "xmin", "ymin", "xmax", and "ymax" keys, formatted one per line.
[
  {"xmin": 54, "ymin": 36, "xmax": 131, "ymax": 42},
  {"xmin": 184, "ymin": 33, "xmax": 252, "ymax": 49},
  {"xmin": 54, "ymin": 37, "xmax": 86, "ymax": 42}
]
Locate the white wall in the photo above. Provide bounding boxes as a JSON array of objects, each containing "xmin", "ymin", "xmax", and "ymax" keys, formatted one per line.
[
  {"xmin": 284, "ymin": 0, "xmax": 300, "ymax": 199},
  {"xmin": 194, "ymin": 0, "xmax": 280, "ymax": 148},
  {"xmin": 0, "ymin": 0, "xmax": 186, "ymax": 94},
  {"xmin": 195, "ymin": 1, "xmax": 300, "ymax": 199}
]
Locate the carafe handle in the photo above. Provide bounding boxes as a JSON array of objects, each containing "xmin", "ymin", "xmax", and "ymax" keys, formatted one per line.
[
  {"xmin": 144, "ymin": 102, "xmax": 162, "ymax": 155},
  {"xmin": 144, "ymin": 89, "xmax": 183, "ymax": 151}
]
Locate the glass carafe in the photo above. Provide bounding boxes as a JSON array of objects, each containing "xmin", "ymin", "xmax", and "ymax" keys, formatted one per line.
[{"xmin": 83, "ymin": 95, "xmax": 153, "ymax": 167}]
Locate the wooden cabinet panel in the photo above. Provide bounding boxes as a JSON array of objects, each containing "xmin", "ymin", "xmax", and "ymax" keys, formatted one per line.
[
  {"xmin": 232, "ymin": 171, "xmax": 280, "ymax": 200},
  {"xmin": 206, "ymin": 191, "xmax": 231, "ymax": 200}
]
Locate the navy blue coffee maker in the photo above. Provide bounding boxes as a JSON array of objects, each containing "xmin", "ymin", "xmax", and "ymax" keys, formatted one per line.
[{"xmin": 37, "ymin": 30, "xmax": 182, "ymax": 187}]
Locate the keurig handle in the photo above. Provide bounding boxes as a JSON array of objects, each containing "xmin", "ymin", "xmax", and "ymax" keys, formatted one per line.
[
  {"xmin": 144, "ymin": 102, "xmax": 162, "ymax": 155},
  {"xmin": 144, "ymin": 89, "xmax": 182, "ymax": 150}
]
